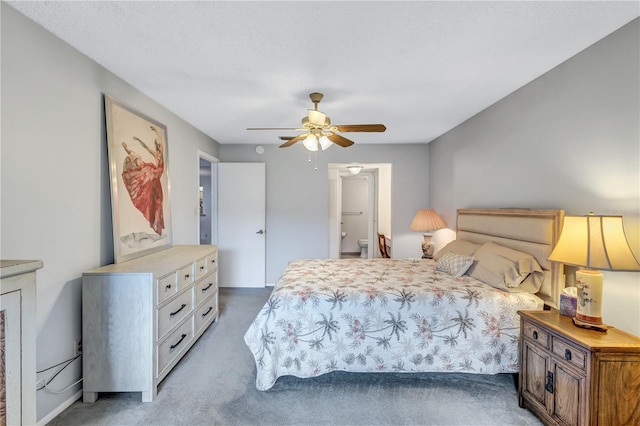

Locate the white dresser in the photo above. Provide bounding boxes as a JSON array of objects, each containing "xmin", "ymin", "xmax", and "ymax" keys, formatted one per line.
[
  {"xmin": 82, "ymin": 245, "xmax": 218, "ymax": 402},
  {"xmin": 1, "ymin": 259, "xmax": 42, "ymax": 426}
]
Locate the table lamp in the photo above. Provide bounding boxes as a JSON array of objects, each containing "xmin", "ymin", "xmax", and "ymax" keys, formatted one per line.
[
  {"xmin": 548, "ymin": 213, "xmax": 640, "ymax": 331},
  {"xmin": 410, "ymin": 209, "xmax": 446, "ymax": 259}
]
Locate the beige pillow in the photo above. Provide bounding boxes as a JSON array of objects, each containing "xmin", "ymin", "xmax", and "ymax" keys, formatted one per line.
[
  {"xmin": 466, "ymin": 242, "xmax": 544, "ymax": 293},
  {"xmin": 434, "ymin": 239, "xmax": 482, "ymax": 261}
]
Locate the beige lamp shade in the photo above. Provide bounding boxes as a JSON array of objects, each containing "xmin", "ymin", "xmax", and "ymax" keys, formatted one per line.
[
  {"xmin": 410, "ymin": 209, "xmax": 446, "ymax": 232},
  {"xmin": 548, "ymin": 213, "xmax": 640, "ymax": 328},
  {"xmin": 548, "ymin": 214, "xmax": 640, "ymax": 271}
]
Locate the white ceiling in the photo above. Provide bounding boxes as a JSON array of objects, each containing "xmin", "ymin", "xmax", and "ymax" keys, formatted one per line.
[{"xmin": 8, "ymin": 1, "xmax": 639, "ymax": 146}]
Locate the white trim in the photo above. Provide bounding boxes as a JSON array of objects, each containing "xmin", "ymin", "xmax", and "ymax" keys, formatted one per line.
[
  {"xmin": 197, "ymin": 151, "xmax": 219, "ymax": 245},
  {"xmin": 37, "ymin": 390, "xmax": 82, "ymax": 425}
]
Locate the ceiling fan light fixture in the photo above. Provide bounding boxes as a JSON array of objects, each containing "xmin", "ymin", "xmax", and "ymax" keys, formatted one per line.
[
  {"xmin": 302, "ymin": 134, "xmax": 318, "ymax": 151},
  {"xmin": 318, "ymin": 135, "xmax": 332, "ymax": 150},
  {"xmin": 347, "ymin": 164, "xmax": 363, "ymax": 175}
]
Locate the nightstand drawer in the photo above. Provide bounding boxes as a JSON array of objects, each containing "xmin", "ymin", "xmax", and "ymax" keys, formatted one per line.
[
  {"xmin": 523, "ymin": 321, "xmax": 549, "ymax": 349},
  {"xmin": 552, "ymin": 337, "xmax": 586, "ymax": 371}
]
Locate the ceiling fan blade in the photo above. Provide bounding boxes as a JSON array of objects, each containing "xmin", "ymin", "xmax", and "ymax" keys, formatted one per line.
[
  {"xmin": 327, "ymin": 133, "xmax": 354, "ymax": 147},
  {"xmin": 279, "ymin": 134, "xmax": 307, "ymax": 148},
  {"xmin": 334, "ymin": 124, "xmax": 386, "ymax": 132}
]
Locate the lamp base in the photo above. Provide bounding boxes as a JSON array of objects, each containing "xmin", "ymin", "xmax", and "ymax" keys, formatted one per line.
[
  {"xmin": 421, "ymin": 234, "xmax": 435, "ymax": 259},
  {"xmin": 572, "ymin": 317, "xmax": 608, "ymax": 332}
]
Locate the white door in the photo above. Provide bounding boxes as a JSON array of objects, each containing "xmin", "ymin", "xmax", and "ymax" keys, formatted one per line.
[{"xmin": 218, "ymin": 163, "xmax": 266, "ymax": 288}]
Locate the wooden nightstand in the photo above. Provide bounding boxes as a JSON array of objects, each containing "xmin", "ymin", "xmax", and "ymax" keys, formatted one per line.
[{"xmin": 518, "ymin": 310, "xmax": 640, "ymax": 426}]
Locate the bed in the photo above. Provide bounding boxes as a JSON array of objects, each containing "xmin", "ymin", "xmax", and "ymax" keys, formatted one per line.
[{"xmin": 245, "ymin": 208, "xmax": 565, "ymax": 390}]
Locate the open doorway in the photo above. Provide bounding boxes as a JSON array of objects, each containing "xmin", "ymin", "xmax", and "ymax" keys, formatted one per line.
[
  {"xmin": 328, "ymin": 163, "xmax": 392, "ymax": 259},
  {"xmin": 198, "ymin": 151, "xmax": 219, "ymax": 245}
]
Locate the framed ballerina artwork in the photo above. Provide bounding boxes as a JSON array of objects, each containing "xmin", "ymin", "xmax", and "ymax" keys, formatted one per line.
[{"xmin": 104, "ymin": 95, "xmax": 172, "ymax": 263}]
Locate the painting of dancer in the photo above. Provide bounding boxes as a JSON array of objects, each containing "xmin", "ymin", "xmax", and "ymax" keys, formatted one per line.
[{"xmin": 105, "ymin": 96, "xmax": 172, "ymax": 263}]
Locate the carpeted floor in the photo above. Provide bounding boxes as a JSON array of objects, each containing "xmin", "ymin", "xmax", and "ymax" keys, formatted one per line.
[{"xmin": 47, "ymin": 287, "xmax": 542, "ymax": 425}]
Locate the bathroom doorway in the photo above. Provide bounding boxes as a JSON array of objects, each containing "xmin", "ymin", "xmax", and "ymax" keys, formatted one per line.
[
  {"xmin": 328, "ymin": 163, "xmax": 392, "ymax": 259},
  {"xmin": 340, "ymin": 173, "xmax": 374, "ymax": 258}
]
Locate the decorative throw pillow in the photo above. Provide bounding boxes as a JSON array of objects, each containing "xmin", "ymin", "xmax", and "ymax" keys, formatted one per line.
[
  {"xmin": 435, "ymin": 252, "xmax": 475, "ymax": 277},
  {"xmin": 466, "ymin": 242, "xmax": 544, "ymax": 293},
  {"xmin": 433, "ymin": 240, "xmax": 482, "ymax": 261}
]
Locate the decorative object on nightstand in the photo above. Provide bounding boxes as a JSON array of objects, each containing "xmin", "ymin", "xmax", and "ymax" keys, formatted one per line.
[
  {"xmin": 548, "ymin": 213, "xmax": 640, "ymax": 331},
  {"xmin": 518, "ymin": 310, "xmax": 640, "ymax": 426},
  {"xmin": 410, "ymin": 209, "xmax": 446, "ymax": 259}
]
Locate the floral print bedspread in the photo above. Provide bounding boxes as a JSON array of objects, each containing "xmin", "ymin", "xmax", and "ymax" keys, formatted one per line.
[{"xmin": 244, "ymin": 259, "xmax": 542, "ymax": 390}]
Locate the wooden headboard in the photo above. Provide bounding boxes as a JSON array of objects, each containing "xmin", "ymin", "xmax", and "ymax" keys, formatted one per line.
[{"xmin": 456, "ymin": 208, "xmax": 565, "ymax": 309}]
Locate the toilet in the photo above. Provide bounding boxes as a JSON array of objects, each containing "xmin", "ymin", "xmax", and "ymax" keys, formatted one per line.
[{"xmin": 357, "ymin": 239, "xmax": 368, "ymax": 258}]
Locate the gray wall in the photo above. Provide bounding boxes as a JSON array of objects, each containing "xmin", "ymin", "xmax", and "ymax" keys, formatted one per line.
[
  {"xmin": 429, "ymin": 19, "xmax": 640, "ymax": 335},
  {"xmin": 219, "ymin": 143, "xmax": 430, "ymax": 284},
  {"xmin": 1, "ymin": 4, "xmax": 219, "ymax": 422}
]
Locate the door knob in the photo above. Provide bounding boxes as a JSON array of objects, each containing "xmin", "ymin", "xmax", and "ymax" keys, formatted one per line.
[{"xmin": 256, "ymin": 230, "xmax": 264, "ymax": 234}]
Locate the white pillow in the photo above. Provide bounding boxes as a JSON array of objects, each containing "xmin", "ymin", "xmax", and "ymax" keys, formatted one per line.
[{"xmin": 435, "ymin": 252, "xmax": 475, "ymax": 277}]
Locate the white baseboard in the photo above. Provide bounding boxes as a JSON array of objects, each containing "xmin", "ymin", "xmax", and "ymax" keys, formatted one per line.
[{"xmin": 37, "ymin": 389, "xmax": 82, "ymax": 425}]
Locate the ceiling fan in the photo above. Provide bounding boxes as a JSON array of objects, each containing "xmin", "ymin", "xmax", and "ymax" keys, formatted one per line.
[{"xmin": 247, "ymin": 92, "xmax": 386, "ymax": 151}]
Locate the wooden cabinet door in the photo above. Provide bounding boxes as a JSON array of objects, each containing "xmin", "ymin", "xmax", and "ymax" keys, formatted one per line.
[
  {"xmin": 551, "ymin": 363, "xmax": 584, "ymax": 426},
  {"xmin": 522, "ymin": 340, "xmax": 550, "ymax": 411}
]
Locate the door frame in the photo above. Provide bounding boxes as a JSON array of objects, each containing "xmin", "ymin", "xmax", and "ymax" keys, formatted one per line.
[
  {"xmin": 197, "ymin": 150, "xmax": 219, "ymax": 245},
  {"xmin": 328, "ymin": 163, "xmax": 391, "ymax": 259}
]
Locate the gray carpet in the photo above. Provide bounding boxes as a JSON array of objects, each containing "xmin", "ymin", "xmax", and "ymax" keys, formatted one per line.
[{"xmin": 47, "ymin": 288, "xmax": 542, "ymax": 425}]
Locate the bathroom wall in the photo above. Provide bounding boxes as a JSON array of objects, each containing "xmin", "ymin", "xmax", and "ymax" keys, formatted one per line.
[{"xmin": 341, "ymin": 177, "xmax": 370, "ymax": 254}]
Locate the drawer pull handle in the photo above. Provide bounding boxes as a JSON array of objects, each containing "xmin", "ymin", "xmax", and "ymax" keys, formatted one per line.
[
  {"xmin": 165, "ymin": 284, "xmax": 172, "ymax": 290},
  {"xmin": 170, "ymin": 303, "xmax": 187, "ymax": 316},
  {"xmin": 565, "ymin": 349, "xmax": 572, "ymax": 361},
  {"xmin": 200, "ymin": 265, "xmax": 205, "ymax": 271},
  {"xmin": 202, "ymin": 283, "xmax": 213, "ymax": 292},
  {"xmin": 545, "ymin": 371, "xmax": 554, "ymax": 393},
  {"xmin": 184, "ymin": 273, "xmax": 190, "ymax": 280},
  {"xmin": 211, "ymin": 259, "xmax": 215, "ymax": 264},
  {"xmin": 202, "ymin": 306, "xmax": 213, "ymax": 317},
  {"xmin": 532, "ymin": 331, "xmax": 538, "ymax": 340},
  {"xmin": 170, "ymin": 333, "xmax": 187, "ymax": 349}
]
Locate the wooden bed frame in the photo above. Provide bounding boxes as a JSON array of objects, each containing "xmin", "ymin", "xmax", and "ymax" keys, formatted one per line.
[{"xmin": 456, "ymin": 208, "xmax": 565, "ymax": 309}]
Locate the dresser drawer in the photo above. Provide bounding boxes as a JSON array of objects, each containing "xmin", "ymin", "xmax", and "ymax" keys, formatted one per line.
[
  {"xmin": 195, "ymin": 294, "xmax": 218, "ymax": 334},
  {"xmin": 157, "ymin": 289, "xmax": 193, "ymax": 339},
  {"xmin": 552, "ymin": 336, "xmax": 587, "ymax": 371},
  {"xmin": 157, "ymin": 272, "xmax": 177, "ymax": 304},
  {"xmin": 195, "ymin": 274, "xmax": 217, "ymax": 306},
  {"xmin": 523, "ymin": 321, "xmax": 550, "ymax": 349},
  {"xmin": 195, "ymin": 257, "xmax": 208, "ymax": 280},
  {"xmin": 157, "ymin": 317, "xmax": 194, "ymax": 377},
  {"xmin": 208, "ymin": 252, "xmax": 217, "ymax": 271},
  {"xmin": 177, "ymin": 263, "xmax": 195, "ymax": 291}
]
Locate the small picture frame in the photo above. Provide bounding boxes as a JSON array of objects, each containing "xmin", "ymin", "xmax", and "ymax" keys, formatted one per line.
[{"xmin": 104, "ymin": 95, "xmax": 172, "ymax": 263}]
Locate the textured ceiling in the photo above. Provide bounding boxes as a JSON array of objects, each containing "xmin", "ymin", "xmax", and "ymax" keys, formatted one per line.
[{"xmin": 7, "ymin": 1, "xmax": 639, "ymax": 146}]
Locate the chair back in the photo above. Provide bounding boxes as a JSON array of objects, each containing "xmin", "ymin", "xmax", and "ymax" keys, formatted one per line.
[{"xmin": 377, "ymin": 233, "xmax": 390, "ymax": 258}]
